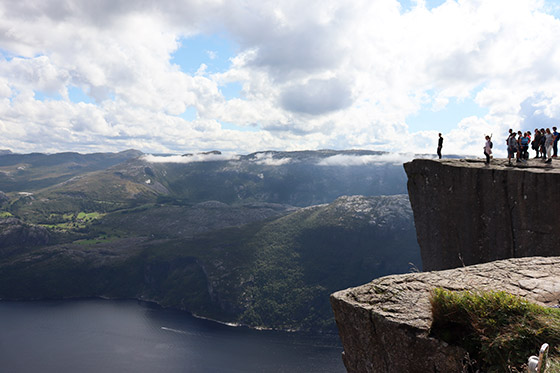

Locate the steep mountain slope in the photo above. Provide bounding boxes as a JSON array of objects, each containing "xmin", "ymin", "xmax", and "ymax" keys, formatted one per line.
[
  {"xmin": 236, "ymin": 194, "xmax": 420, "ymax": 330},
  {"xmin": 0, "ymin": 195, "xmax": 420, "ymax": 331}
]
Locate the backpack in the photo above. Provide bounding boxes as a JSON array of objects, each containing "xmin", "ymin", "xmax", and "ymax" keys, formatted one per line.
[{"xmin": 490, "ymin": 141, "xmax": 493, "ymax": 149}]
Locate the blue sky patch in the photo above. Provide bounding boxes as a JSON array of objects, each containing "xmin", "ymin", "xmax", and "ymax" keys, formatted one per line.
[
  {"xmin": 171, "ymin": 34, "xmax": 237, "ymax": 75},
  {"xmin": 0, "ymin": 48, "xmax": 14, "ymax": 61},
  {"xmin": 68, "ymin": 86, "xmax": 94, "ymax": 104},
  {"xmin": 179, "ymin": 106, "xmax": 198, "ymax": 121},
  {"xmin": 34, "ymin": 90, "xmax": 63, "ymax": 101},
  {"xmin": 220, "ymin": 82, "xmax": 242, "ymax": 100},
  {"xmin": 406, "ymin": 95, "xmax": 488, "ymax": 133},
  {"xmin": 398, "ymin": 0, "xmax": 448, "ymax": 13}
]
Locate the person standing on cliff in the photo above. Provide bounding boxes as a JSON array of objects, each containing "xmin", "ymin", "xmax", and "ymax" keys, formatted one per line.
[
  {"xmin": 553, "ymin": 126, "xmax": 559, "ymax": 157},
  {"xmin": 484, "ymin": 135, "xmax": 492, "ymax": 164},
  {"xmin": 540, "ymin": 128, "xmax": 547, "ymax": 158},
  {"xmin": 437, "ymin": 133, "xmax": 443, "ymax": 159},
  {"xmin": 533, "ymin": 129, "xmax": 542, "ymax": 158},
  {"xmin": 507, "ymin": 131, "xmax": 518, "ymax": 165},
  {"xmin": 544, "ymin": 128, "xmax": 554, "ymax": 164}
]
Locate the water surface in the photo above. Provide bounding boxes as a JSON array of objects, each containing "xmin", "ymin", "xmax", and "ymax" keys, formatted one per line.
[{"xmin": 0, "ymin": 299, "xmax": 345, "ymax": 372}]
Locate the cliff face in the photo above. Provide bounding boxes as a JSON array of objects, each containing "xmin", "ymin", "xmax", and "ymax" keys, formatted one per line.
[
  {"xmin": 331, "ymin": 256, "xmax": 560, "ymax": 373},
  {"xmin": 332, "ymin": 158, "xmax": 560, "ymax": 371},
  {"xmin": 404, "ymin": 158, "xmax": 560, "ymax": 271}
]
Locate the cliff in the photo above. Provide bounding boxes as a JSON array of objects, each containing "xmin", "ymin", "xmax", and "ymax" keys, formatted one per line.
[
  {"xmin": 331, "ymin": 158, "xmax": 560, "ymax": 371},
  {"xmin": 404, "ymin": 158, "xmax": 560, "ymax": 271},
  {"xmin": 331, "ymin": 256, "xmax": 560, "ymax": 373}
]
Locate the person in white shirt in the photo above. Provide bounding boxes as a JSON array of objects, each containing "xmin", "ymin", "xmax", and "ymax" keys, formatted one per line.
[{"xmin": 544, "ymin": 128, "xmax": 554, "ymax": 164}]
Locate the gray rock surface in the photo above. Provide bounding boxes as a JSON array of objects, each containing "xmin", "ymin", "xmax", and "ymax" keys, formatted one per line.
[
  {"xmin": 331, "ymin": 256, "xmax": 560, "ymax": 373},
  {"xmin": 0, "ymin": 217, "xmax": 49, "ymax": 255},
  {"xmin": 404, "ymin": 158, "xmax": 560, "ymax": 271}
]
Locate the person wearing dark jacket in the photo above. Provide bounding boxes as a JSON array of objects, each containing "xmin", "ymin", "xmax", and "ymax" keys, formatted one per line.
[
  {"xmin": 437, "ymin": 133, "xmax": 443, "ymax": 159},
  {"xmin": 540, "ymin": 128, "xmax": 547, "ymax": 158},
  {"xmin": 553, "ymin": 126, "xmax": 559, "ymax": 157},
  {"xmin": 533, "ymin": 129, "xmax": 542, "ymax": 158}
]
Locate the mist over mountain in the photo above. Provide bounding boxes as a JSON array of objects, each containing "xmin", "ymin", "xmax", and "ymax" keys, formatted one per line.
[
  {"xmin": 113, "ymin": 149, "xmax": 410, "ymax": 206},
  {"xmin": 0, "ymin": 149, "xmax": 420, "ymax": 331}
]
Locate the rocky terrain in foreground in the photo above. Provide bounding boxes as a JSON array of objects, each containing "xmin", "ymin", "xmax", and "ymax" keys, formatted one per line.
[
  {"xmin": 331, "ymin": 256, "xmax": 560, "ymax": 373},
  {"xmin": 332, "ymin": 158, "xmax": 560, "ymax": 371}
]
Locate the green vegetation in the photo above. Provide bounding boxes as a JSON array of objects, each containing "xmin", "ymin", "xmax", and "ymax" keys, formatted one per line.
[
  {"xmin": 430, "ymin": 288, "xmax": 560, "ymax": 372},
  {"xmin": 39, "ymin": 211, "xmax": 104, "ymax": 231},
  {"xmin": 0, "ymin": 150, "xmax": 419, "ymax": 332},
  {"xmin": 0, "ymin": 196, "xmax": 420, "ymax": 332}
]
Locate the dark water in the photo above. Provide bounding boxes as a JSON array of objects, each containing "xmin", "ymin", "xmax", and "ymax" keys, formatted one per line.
[{"xmin": 0, "ymin": 299, "xmax": 345, "ymax": 373}]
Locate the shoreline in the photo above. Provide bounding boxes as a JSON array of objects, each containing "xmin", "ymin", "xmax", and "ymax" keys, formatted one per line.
[{"xmin": 0, "ymin": 296, "xmax": 338, "ymax": 336}]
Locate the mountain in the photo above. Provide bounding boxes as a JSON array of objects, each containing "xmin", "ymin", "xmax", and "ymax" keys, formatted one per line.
[
  {"xmin": 137, "ymin": 150, "xmax": 409, "ymax": 206},
  {"xmin": 0, "ymin": 150, "xmax": 420, "ymax": 331},
  {"xmin": 0, "ymin": 149, "xmax": 143, "ymax": 192},
  {"xmin": 5, "ymin": 149, "xmax": 410, "ymax": 224},
  {"xmin": 0, "ymin": 195, "xmax": 420, "ymax": 331}
]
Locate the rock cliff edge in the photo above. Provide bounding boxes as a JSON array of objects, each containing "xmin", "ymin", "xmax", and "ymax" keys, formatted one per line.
[
  {"xmin": 331, "ymin": 158, "xmax": 560, "ymax": 372},
  {"xmin": 331, "ymin": 257, "xmax": 560, "ymax": 373},
  {"xmin": 405, "ymin": 158, "xmax": 560, "ymax": 271}
]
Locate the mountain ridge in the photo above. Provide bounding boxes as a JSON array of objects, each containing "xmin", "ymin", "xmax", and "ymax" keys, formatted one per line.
[{"xmin": 0, "ymin": 149, "xmax": 421, "ymax": 331}]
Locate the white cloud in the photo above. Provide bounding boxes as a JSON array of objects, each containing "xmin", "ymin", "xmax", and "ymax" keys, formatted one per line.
[
  {"xmin": 252, "ymin": 152, "xmax": 293, "ymax": 166},
  {"xmin": 318, "ymin": 153, "xmax": 416, "ymax": 166},
  {"xmin": 142, "ymin": 153, "xmax": 240, "ymax": 164},
  {"xmin": 0, "ymin": 0, "xmax": 560, "ymax": 157}
]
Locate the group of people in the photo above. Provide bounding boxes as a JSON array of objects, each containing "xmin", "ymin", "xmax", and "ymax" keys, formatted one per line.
[
  {"xmin": 505, "ymin": 127, "xmax": 560, "ymax": 165},
  {"xmin": 436, "ymin": 128, "xmax": 560, "ymax": 165}
]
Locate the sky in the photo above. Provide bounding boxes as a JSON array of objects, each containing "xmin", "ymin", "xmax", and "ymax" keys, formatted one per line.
[{"xmin": 1, "ymin": 0, "xmax": 560, "ymax": 157}]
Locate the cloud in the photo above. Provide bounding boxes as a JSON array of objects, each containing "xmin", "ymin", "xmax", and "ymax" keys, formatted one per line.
[
  {"xmin": 318, "ymin": 153, "xmax": 415, "ymax": 166},
  {"xmin": 251, "ymin": 152, "xmax": 293, "ymax": 166},
  {"xmin": 142, "ymin": 153, "xmax": 240, "ymax": 164},
  {"xmin": 280, "ymin": 78, "xmax": 353, "ymax": 115},
  {"xmin": 1, "ymin": 0, "xmax": 560, "ymax": 156},
  {"xmin": 519, "ymin": 94, "xmax": 560, "ymax": 129}
]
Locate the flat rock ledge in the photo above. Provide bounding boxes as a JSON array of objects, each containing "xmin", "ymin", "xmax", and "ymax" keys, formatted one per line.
[{"xmin": 331, "ymin": 256, "xmax": 560, "ymax": 373}]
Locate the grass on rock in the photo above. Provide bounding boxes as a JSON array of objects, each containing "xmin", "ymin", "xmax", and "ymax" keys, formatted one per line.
[{"xmin": 430, "ymin": 288, "xmax": 560, "ymax": 372}]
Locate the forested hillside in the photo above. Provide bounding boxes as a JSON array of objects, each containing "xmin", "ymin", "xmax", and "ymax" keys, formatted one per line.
[{"xmin": 0, "ymin": 150, "xmax": 420, "ymax": 331}]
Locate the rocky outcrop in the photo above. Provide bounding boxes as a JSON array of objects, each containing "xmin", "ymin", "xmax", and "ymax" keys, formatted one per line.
[
  {"xmin": 0, "ymin": 217, "xmax": 49, "ymax": 255},
  {"xmin": 404, "ymin": 158, "xmax": 560, "ymax": 271},
  {"xmin": 331, "ymin": 158, "xmax": 560, "ymax": 371},
  {"xmin": 331, "ymin": 256, "xmax": 560, "ymax": 373}
]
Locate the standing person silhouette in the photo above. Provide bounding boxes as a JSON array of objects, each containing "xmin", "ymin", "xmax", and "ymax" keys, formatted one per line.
[
  {"xmin": 553, "ymin": 126, "xmax": 559, "ymax": 157},
  {"xmin": 437, "ymin": 133, "xmax": 443, "ymax": 159},
  {"xmin": 484, "ymin": 135, "xmax": 492, "ymax": 164}
]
